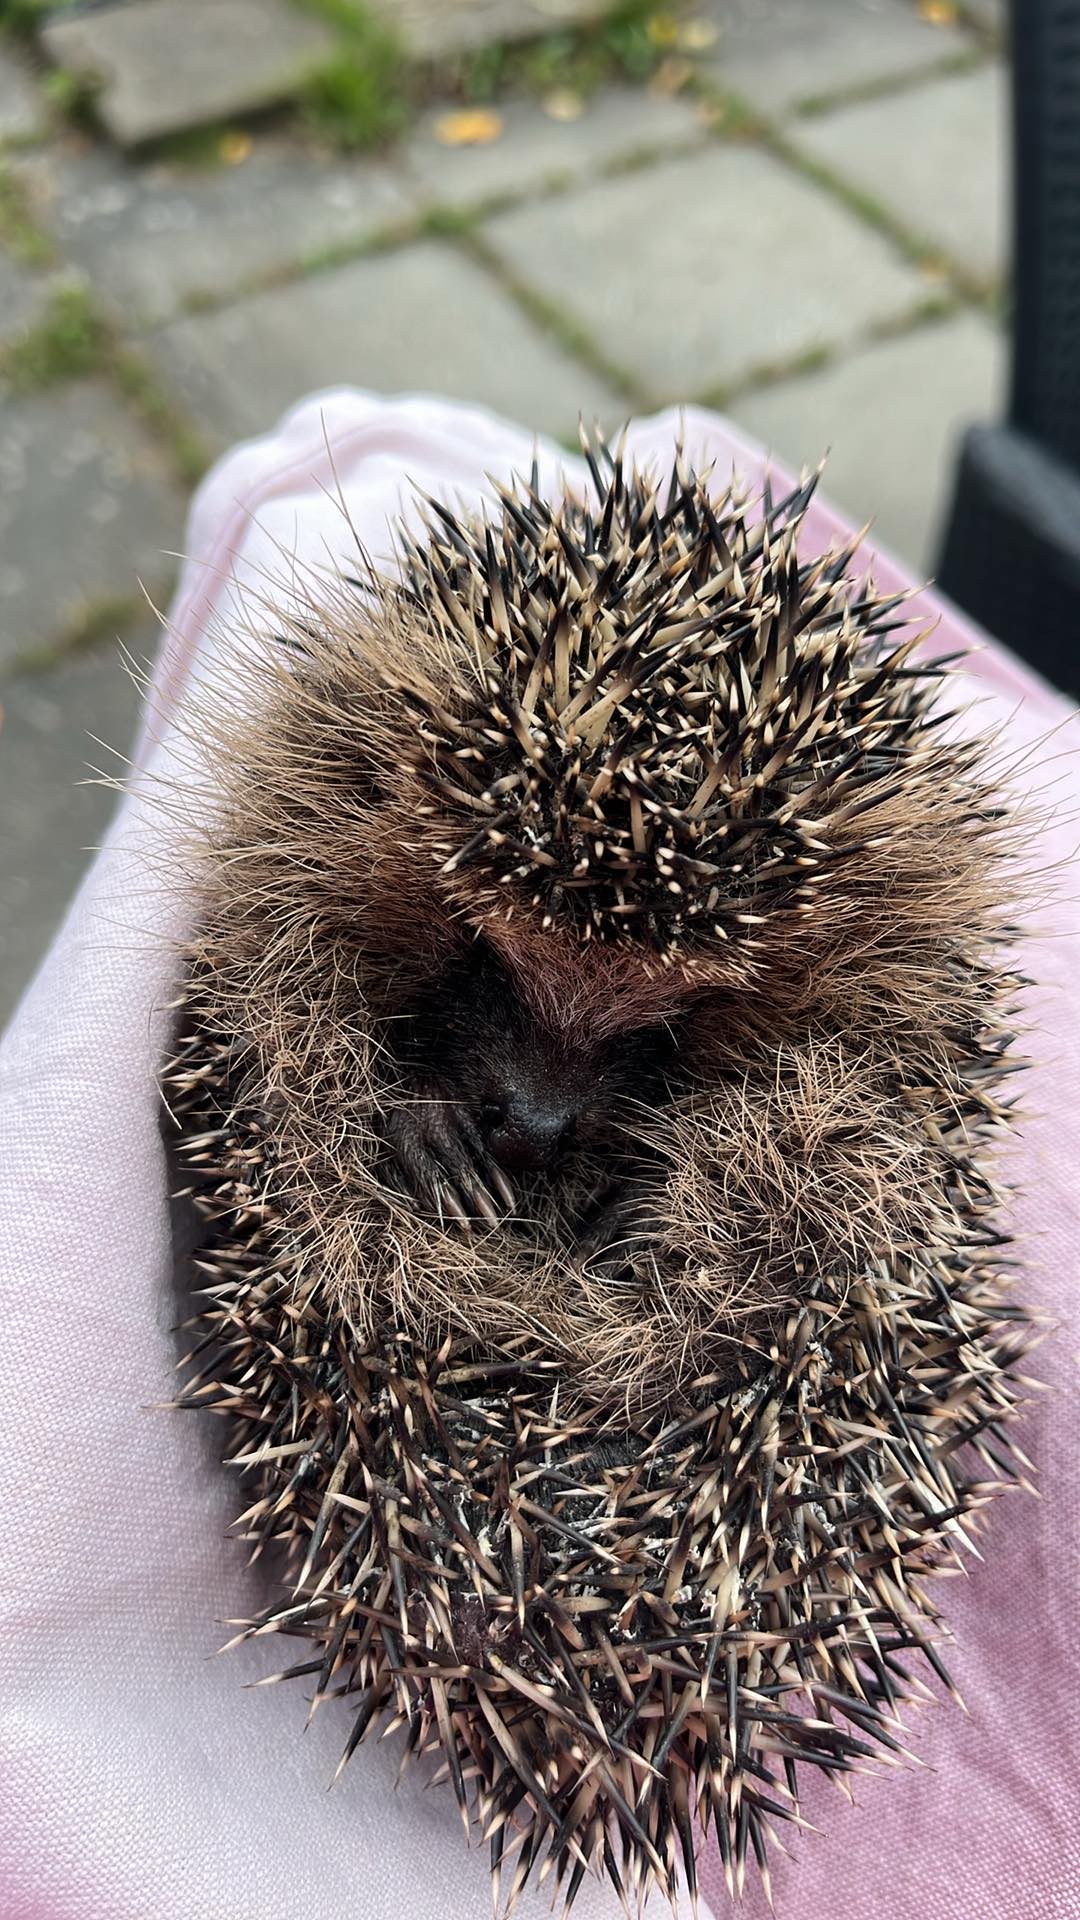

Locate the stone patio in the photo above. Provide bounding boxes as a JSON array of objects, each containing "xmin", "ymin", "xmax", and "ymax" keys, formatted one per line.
[
  {"xmin": 42, "ymin": 0, "xmax": 614, "ymax": 146},
  {"xmin": 40, "ymin": 0, "xmax": 340, "ymax": 147},
  {"xmin": 0, "ymin": 0, "xmax": 1009, "ymax": 1023}
]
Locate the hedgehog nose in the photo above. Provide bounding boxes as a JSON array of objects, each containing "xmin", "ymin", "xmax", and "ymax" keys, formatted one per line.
[{"xmin": 483, "ymin": 1093, "xmax": 576, "ymax": 1173}]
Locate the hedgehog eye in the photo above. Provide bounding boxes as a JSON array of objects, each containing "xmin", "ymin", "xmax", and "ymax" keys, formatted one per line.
[{"xmin": 602, "ymin": 1019, "xmax": 682, "ymax": 1080}]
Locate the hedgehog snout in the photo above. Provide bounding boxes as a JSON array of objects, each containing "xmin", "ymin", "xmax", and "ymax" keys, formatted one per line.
[{"xmin": 481, "ymin": 1086, "xmax": 578, "ymax": 1173}]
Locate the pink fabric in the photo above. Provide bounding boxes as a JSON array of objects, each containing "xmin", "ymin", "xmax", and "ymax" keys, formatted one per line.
[{"xmin": 0, "ymin": 392, "xmax": 1075, "ymax": 1920}]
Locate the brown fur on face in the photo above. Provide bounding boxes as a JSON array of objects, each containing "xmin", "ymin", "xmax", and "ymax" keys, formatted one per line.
[{"xmin": 168, "ymin": 457, "xmax": 1017, "ymax": 1417}]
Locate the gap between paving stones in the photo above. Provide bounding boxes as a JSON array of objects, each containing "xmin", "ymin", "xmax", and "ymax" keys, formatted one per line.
[
  {"xmin": 697, "ymin": 75, "xmax": 1002, "ymax": 308},
  {"xmin": 0, "ymin": 5, "xmax": 1007, "ymax": 1019},
  {"xmin": 792, "ymin": 45, "xmax": 983, "ymax": 119},
  {"xmin": 0, "ymin": 154, "xmax": 213, "ymax": 495},
  {"xmin": 155, "ymin": 128, "xmax": 719, "ymax": 323},
  {"xmin": 1, "ymin": 588, "xmax": 147, "ymax": 680},
  {"xmin": 25, "ymin": 0, "xmax": 662, "ymax": 152},
  {"xmin": 0, "ymin": 375, "xmax": 187, "ymax": 677},
  {"xmin": 13, "ymin": 0, "xmax": 993, "ymax": 154},
  {"xmin": 782, "ymin": 61, "xmax": 1005, "ymax": 295},
  {"xmin": 0, "ymin": 144, "xmax": 994, "ymax": 662},
  {"xmin": 109, "ymin": 58, "xmax": 1000, "ymax": 350},
  {"xmin": 4, "ymin": 16, "xmax": 997, "ymax": 335}
]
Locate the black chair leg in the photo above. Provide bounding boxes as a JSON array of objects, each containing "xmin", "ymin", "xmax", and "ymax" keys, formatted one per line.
[{"xmin": 937, "ymin": 422, "xmax": 1080, "ymax": 696}]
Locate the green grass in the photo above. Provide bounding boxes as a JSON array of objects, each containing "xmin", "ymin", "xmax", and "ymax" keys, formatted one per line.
[
  {"xmin": 140, "ymin": 123, "xmax": 238, "ymax": 170},
  {"xmin": 417, "ymin": 202, "xmax": 482, "ymax": 239},
  {"xmin": 0, "ymin": 590, "xmax": 148, "ymax": 681},
  {"xmin": 287, "ymin": 0, "xmax": 670, "ymax": 149},
  {"xmin": 452, "ymin": 0, "xmax": 664, "ymax": 107},
  {"xmin": 0, "ymin": 17, "xmax": 99, "ymax": 132},
  {"xmin": 40, "ymin": 63, "xmax": 99, "ymax": 124},
  {"xmin": 294, "ymin": 0, "xmax": 412, "ymax": 150},
  {"xmin": 0, "ymin": 279, "xmax": 209, "ymax": 486},
  {"xmin": 112, "ymin": 347, "xmax": 212, "ymax": 487},
  {"xmin": 794, "ymin": 48, "xmax": 982, "ymax": 119},
  {"xmin": 0, "ymin": 281, "xmax": 109, "ymax": 393},
  {"xmin": 0, "ymin": 0, "xmax": 77, "ymax": 32},
  {"xmin": 0, "ymin": 164, "xmax": 54, "ymax": 266}
]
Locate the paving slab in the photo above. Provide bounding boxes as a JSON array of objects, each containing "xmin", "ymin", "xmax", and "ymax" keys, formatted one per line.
[
  {"xmin": 0, "ymin": 44, "xmax": 45, "ymax": 145},
  {"xmin": 146, "ymin": 241, "xmax": 625, "ymax": 452},
  {"xmin": 375, "ymin": 0, "xmax": 606, "ymax": 61},
  {"xmin": 699, "ymin": 0, "xmax": 972, "ymax": 116},
  {"xmin": 0, "ymin": 636, "xmax": 146, "ymax": 1030},
  {"xmin": 13, "ymin": 137, "xmax": 416, "ymax": 327},
  {"xmin": 404, "ymin": 87, "xmax": 706, "ymax": 211},
  {"xmin": 788, "ymin": 63, "xmax": 1008, "ymax": 285},
  {"xmin": 40, "ymin": 0, "xmax": 338, "ymax": 147},
  {"xmin": 482, "ymin": 144, "xmax": 931, "ymax": 404},
  {"xmin": 0, "ymin": 379, "xmax": 185, "ymax": 670},
  {"xmin": 731, "ymin": 311, "xmax": 1004, "ymax": 573}
]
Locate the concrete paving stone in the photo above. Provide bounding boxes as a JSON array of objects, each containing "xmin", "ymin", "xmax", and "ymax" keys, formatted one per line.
[
  {"xmin": 13, "ymin": 137, "xmax": 417, "ymax": 327},
  {"xmin": 404, "ymin": 87, "xmax": 706, "ymax": 211},
  {"xmin": 0, "ymin": 380, "xmax": 185, "ymax": 670},
  {"xmin": 700, "ymin": 0, "xmax": 972, "ymax": 115},
  {"xmin": 145, "ymin": 241, "xmax": 625, "ymax": 451},
  {"xmin": 731, "ymin": 310, "xmax": 1004, "ymax": 573},
  {"xmin": 482, "ymin": 145, "xmax": 931, "ymax": 404},
  {"xmin": 0, "ymin": 44, "xmax": 46, "ymax": 145},
  {"xmin": 40, "ymin": 0, "xmax": 338, "ymax": 147},
  {"xmin": 788, "ymin": 64, "xmax": 1008, "ymax": 285},
  {"xmin": 0, "ymin": 636, "xmax": 145, "ymax": 1030},
  {"xmin": 375, "ymin": 0, "xmax": 606, "ymax": 61}
]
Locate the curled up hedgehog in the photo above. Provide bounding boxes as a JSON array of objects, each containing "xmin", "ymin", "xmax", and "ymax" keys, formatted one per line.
[{"xmin": 164, "ymin": 432, "xmax": 1035, "ymax": 1913}]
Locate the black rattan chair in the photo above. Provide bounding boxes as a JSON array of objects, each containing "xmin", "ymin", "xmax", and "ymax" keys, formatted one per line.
[{"xmin": 937, "ymin": 0, "xmax": 1080, "ymax": 693}]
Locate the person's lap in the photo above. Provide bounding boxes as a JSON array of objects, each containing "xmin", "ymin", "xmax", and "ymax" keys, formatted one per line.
[{"xmin": 0, "ymin": 392, "xmax": 1075, "ymax": 1920}]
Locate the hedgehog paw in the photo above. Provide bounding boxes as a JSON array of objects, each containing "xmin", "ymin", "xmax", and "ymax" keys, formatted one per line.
[{"xmin": 381, "ymin": 1092, "xmax": 510, "ymax": 1231}]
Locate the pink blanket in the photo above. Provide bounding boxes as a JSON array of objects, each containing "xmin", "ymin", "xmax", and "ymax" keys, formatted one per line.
[{"xmin": 0, "ymin": 392, "xmax": 1075, "ymax": 1920}]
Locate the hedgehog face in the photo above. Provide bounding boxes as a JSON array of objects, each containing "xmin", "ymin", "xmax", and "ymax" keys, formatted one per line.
[
  {"xmin": 173, "ymin": 454, "xmax": 1013, "ymax": 1414},
  {"xmin": 167, "ymin": 443, "xmax": 1030, "ymax": 1911},
  {"xmin": 380, "ymin": 927, "xmax": 693, "ymax": 1227}
]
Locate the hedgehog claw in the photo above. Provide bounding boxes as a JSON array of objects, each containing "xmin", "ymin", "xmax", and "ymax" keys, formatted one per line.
[
  {"xmin": 490, "ymin": 1166, "xmax": 517, "ymax": 1211},
  {"xmin": 440, "ymin": 1184, "xmax": 471, "ymax": 1230},
  {"xmin": 470, "ymin": 1184, "xmax": 501, "ymax": 1227}
]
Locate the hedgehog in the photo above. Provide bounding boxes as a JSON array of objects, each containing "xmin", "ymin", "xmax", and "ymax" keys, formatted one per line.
[{"xmin": 164, "ymin": 433, "xmax": 1035, "ymax": 1914}]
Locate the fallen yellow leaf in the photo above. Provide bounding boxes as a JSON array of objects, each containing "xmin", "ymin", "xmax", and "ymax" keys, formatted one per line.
[
  {"xmin": 676, "ymin": 17, "xmax": 721, "ymax": 52},
  {"xmin": 917, "ymin": 0, "xmax": 958, "ymax": 23},
  {"xmin": 434, "ymin": 108, "xmax": 505, "ymax": 148},
  {"xmin": 219, "ymin": 130, "xmax": 253, "ymax": 165},
  {"xmin": 542, "ymin": 89, "xmax": 585, "ymax": 123}
]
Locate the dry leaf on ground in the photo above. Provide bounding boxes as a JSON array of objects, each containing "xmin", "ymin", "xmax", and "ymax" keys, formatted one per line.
[{"xmin": 434, "ymin": 109, "xmax": 505, "ymax": 148}]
